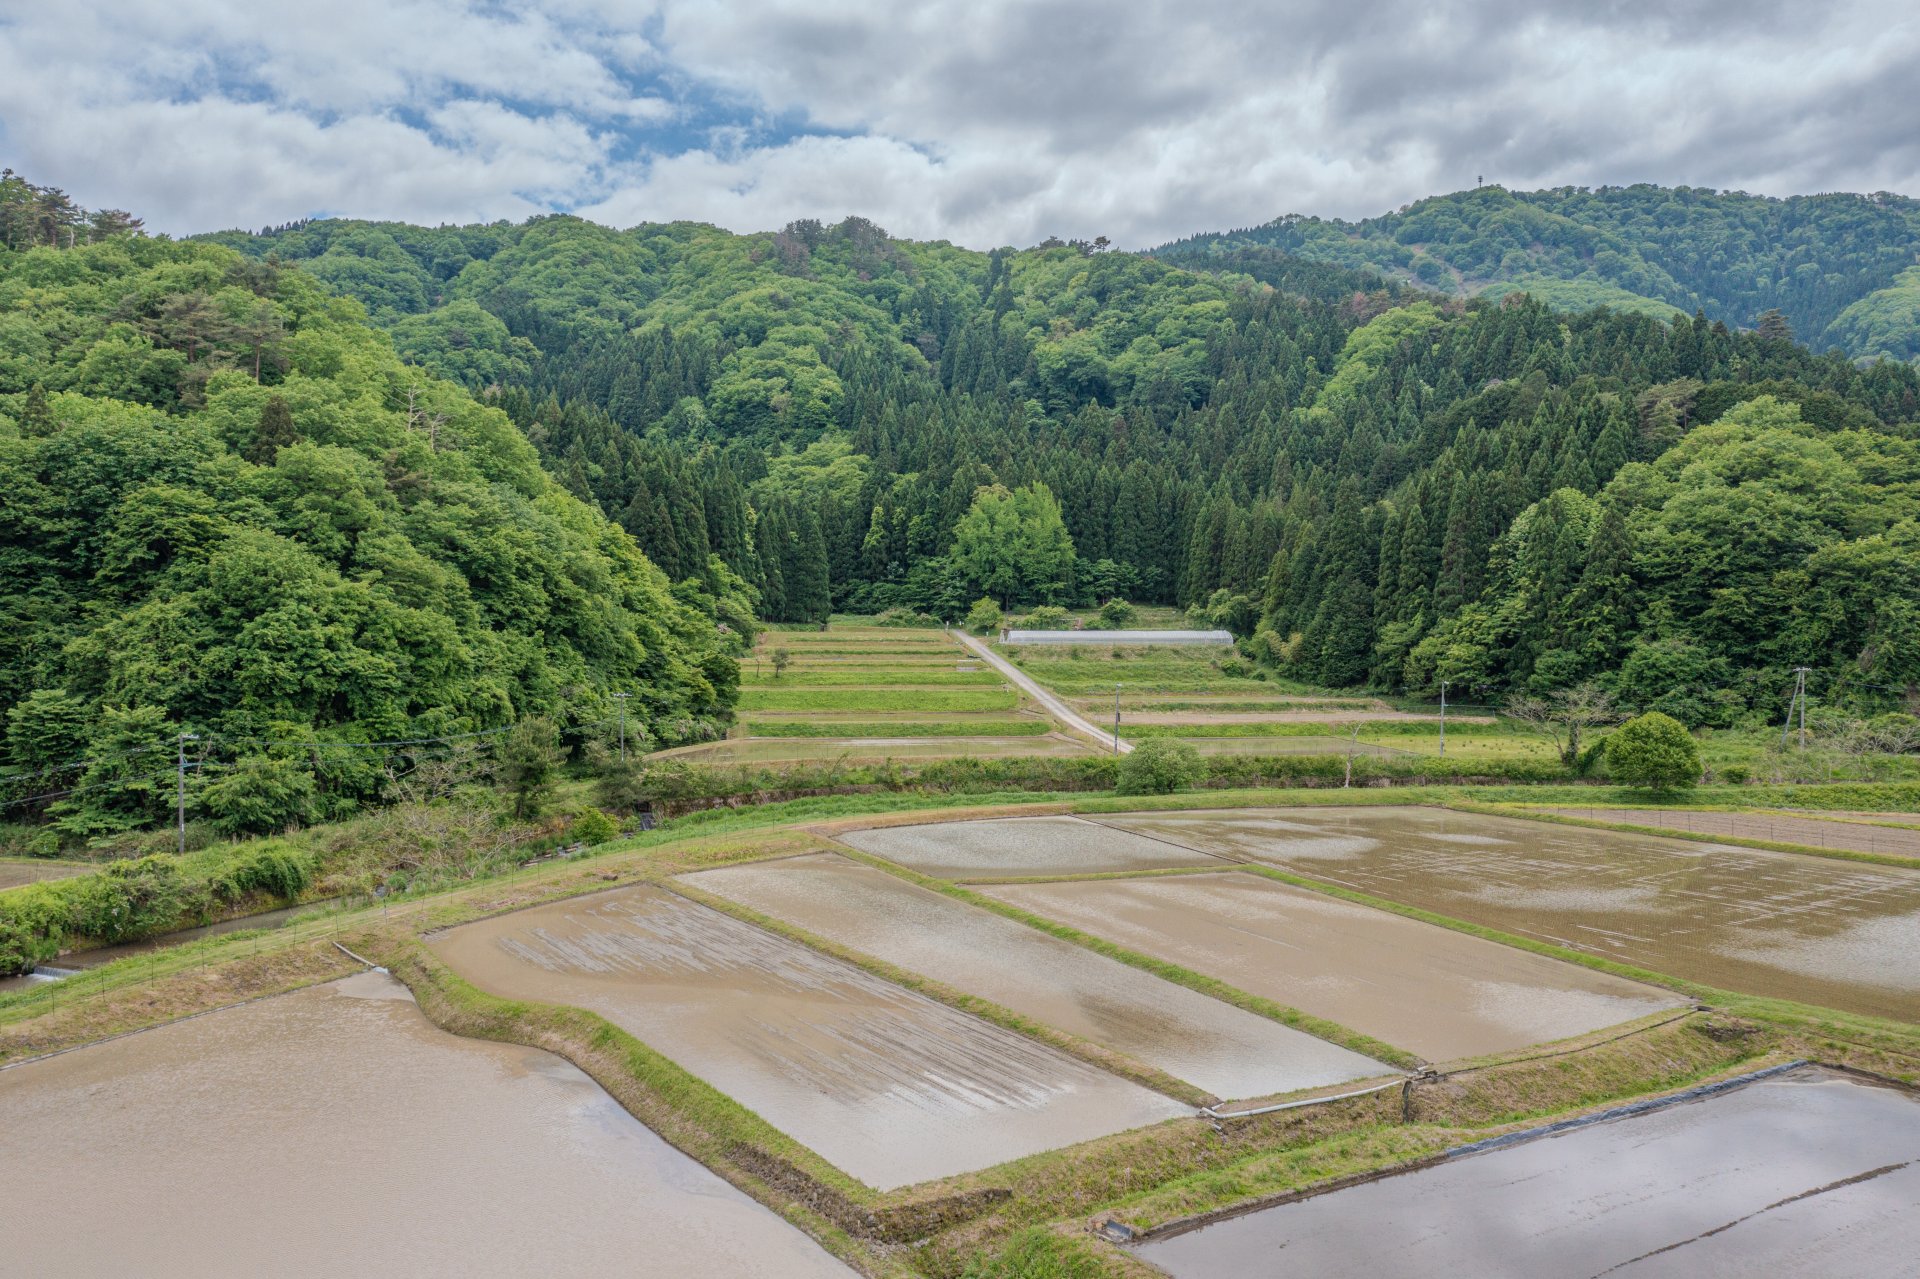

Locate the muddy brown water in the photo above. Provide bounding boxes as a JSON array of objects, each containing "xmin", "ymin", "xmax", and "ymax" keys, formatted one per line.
[
  {"xmin": 838, "ymin": 815, "xmax": 1229, "ymax": 877},
  {"xmin": 0, "ymin": 971, "xmax": 854, "ymax": 1277},
  {"xmin": 1540, "ymin": 806, "xmax": 1920, "ymax": 859},
  {"xmin": 1102, "ymin": 807, "xmax": 1920, "ymax": 1022},
  {"xmin": 983, "ymin": 873, "xmax": 1682, "ymax": 1063},
  {"xmin": 1137, "ymin": 1066, "xmax": 1920, "ymax": 1278},
  {"xmin": 429, "ymin": 884, "xmax": 1187, "ymax": 1189},
  {"xmin": 0, "ymin": 858, "xmax": 91, "ymax": 890},
  {"xmin": 684, "ymin": 853, "xmax": 1390, "ymax": 1099}
]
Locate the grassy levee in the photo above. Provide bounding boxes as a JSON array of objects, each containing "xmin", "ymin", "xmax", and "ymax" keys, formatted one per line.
[
  {"xmin": 10, "ymin": 784, "xmax": 1920, "ymax": 1278},
  {"xmin": 823, "ymin": 842, "xmax": 1421, "ymax": 1072}
]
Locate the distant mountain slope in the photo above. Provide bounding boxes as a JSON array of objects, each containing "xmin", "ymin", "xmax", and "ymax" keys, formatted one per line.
[{"xmin": 1157, "ymin": 185, "xmax": 1920, "ymax": 360}]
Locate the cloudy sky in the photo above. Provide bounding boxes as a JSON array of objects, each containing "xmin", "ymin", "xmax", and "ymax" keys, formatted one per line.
[{"xmin": 2, "ymin": 1, "xmax": 1916, "ymax": 248}]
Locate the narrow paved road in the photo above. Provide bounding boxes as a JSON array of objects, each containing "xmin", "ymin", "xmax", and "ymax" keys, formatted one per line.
[{"xmin": 951, "ymin": 630, "xmax": 1132, "ymax": 754}]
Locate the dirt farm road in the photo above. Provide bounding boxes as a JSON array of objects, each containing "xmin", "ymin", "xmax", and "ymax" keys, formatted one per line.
[{"xmin": 951, "ymin": 630, "xmax": 1132, "ymax": 755}]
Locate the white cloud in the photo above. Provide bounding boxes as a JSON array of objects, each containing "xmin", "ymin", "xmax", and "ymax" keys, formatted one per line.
[{"xmin": 1, "ymin": 0, "xmax": 1915, "ymax": 245}]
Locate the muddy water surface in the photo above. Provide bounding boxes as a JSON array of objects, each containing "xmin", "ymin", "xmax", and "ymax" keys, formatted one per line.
[
  {"xmin": 429, "ymin": 884, "xmax": 1187, "ymax": 1188},
  {"xmin": 1138, "ymin": 1067, "xmax": 1920, "ymax": 1278},
  {"xmin": 838, "ymin": 815, "xmax": 1228, "ymax": 877},
  {"xmin": 684, "ymin": 853, "xmax": 1389, "ymax": 1100},
  {"xmin": 1104, "ymin": 807, "xmax": 1920, "ymax": 1022},
  {"xmin": 985, "ymin": 873, "xmax": 1681, "ymax": 1062},
  {"xmin": 0, "ymin": 971, "xmax": 854, "ymax": 1278}
]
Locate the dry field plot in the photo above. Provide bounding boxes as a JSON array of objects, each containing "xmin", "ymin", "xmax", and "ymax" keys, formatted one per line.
[
  {"xmin": 428, "ymin": 883, "xmax": 1185, "ymax": 1189},
  {"xmin": 707, "ymin": 624, "xmax": 1087, "ymax": 761},
  {"xmin": 1139, "ymin": 1065, "xmax": 1920, "ymax": 1278},
  {"xmin": 1108, "ymin": 806, "xmax": 1920, "ymax": 1022},
  {"xmin": 684, "ymin": 852, "xmax": 1388, "ymax": 1100},
  {"xmin": 0, "ymin": 858, "xmax": 93, "ymax": 890},
  {"xmin": 0, "ymin": 971, "xmax": 853, "ymax": 1277},
  {"xmin": 654, "ymin": 734, "xmax": 1087, "ymax": 764}
]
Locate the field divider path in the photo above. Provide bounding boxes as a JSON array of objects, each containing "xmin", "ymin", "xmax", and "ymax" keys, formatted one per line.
[{"xmin": 950, "ymin": 630, "xmax": 1132, "ymax": 754}]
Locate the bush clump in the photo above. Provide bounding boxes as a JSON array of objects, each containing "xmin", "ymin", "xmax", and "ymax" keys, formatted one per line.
[
  {"xmin": 1117, "ymin": 739, "xmax": 1206, "ymax": 795},
  {"xmin": 1605, "ymin": 712, "xmax": 1703, "ymax": 791}
]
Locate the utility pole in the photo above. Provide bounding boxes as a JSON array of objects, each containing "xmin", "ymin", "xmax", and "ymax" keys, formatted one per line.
[
  {"xmin": 1113, "ymin": 684, "xmax": 1123, "ymax": 755},
  {"xmin": 1789, "ymin": 668, "xmax": 1804, "ymax": 748},
  {"xmin": 176, "ymin": 732, "xmax": 197, "ymax": 854},
  {"xmin": 613, "ymin": 693, "xmax": 631, "ymax": 763},
  {"xmin": 1781, "ymin": 668, "xmax": 1811, "ymax": 749},
  {"xmin": 1438, "ymin": 680, "xmax": 1450, "ymax": 756}
]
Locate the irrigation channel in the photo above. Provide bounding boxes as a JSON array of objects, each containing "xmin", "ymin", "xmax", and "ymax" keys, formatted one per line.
[{"xmin": 0, "ymin": 902, "xmax": 318, "ymax": 996}]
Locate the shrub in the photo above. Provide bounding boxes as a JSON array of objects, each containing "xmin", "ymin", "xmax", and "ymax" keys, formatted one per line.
[
  {"xmin": 571, "ymin": 807, "xmax": 619, "ymax": 845},
  {"xmin": 206, "ymin": 842, "xmax": 316, "ymax": 902},
  {"xmin": 203, "ymin": 755, "xmax": 318, "ymax": 835},
  {"xmin": 65, "ymin": 855, "xmax": 207, "ymax": 943},
  {"xmin": 1719, "ymin": 764, "xmax": 1751, "ymax": 785},
  {"xmin": 1605, "ymin": 712, "xmax": 1702, "ymax": 791},
  {"xmin": 1117, "ymin": 739, "xmax": 1206, "ymax": 795},
  {"xmin": 1019, "ymin": 605, "xmax": 1073, "ymax": 630},
  {"xmin": 964, "ymin": 596, "xmax": 1004, "ymax": 635},
  {"xmin": 874, "ymin": 607, "xmax": 941, "ymax": 628},
  {"xmin": 1098, "ymin": 598, "xmax": 1136, "ymax": 627}
]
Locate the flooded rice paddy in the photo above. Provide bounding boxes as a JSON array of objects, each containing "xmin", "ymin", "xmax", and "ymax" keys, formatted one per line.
[
  {"xmin": 1101, "ymin": 807, "xmax": 1920, "ymax": 1021},
  {"xmin": 1540, "ymin": 806, "xmax": 1920, "ymax": 860},
  {"xmin": 683, "ymin": 853, "xmax": 1389, "ymax": 1099},
  {"xmin": 429, "ymin": 884, "xmax": 1187, "ymax": 1188},
  {"xmin": 1137, "ymin": 1066, "xmax": 1920, "ymax": 1278},
  {"xmin": 838, "ymin": 815, "xmax": 1228, "ymax": 877},
  {"xmin": 0, "ymin": 858, "xmax": 91, "ymax": 890},
  {"xmin": 0, "ymin": 971, "xmax": 854, "ymax": 1277},
  {"xmin": 983, "ymin": 873, "xmax": 1681, "ymax": 1062}
]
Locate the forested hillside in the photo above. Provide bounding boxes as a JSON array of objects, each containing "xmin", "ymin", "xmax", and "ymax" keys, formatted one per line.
[
  {"xmin": 209, "ymin": 207, "xmax": 1920, "ymax": 731},
  {"xmin": 0, "ymin": 174, "xmax": 743, "ymax": 838},
  {"xmin": 1159, "ymin": 185, "xmax": 1920, "ymax": 361}
]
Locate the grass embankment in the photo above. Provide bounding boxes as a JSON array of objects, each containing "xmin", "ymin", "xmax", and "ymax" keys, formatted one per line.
[{"xmin": 10, "ymin": 787, "xmax": 1920, "ymax": 1277}]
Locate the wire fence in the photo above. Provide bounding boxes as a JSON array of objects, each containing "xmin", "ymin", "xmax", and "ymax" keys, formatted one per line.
[{"xmin": 1544, "ymin": 806, "xmax": 1920, "ymax": 859}]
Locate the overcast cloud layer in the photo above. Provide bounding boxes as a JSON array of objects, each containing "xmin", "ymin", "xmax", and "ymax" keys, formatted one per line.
[{"xmin": 2, "ymin": 1, "xmax": 1917, "ymax": 247}]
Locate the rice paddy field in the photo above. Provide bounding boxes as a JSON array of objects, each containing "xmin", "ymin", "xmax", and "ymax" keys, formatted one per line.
[
  {"xmin": 666, "ymin": 624, "xmax": 1088, "ymax": 764},
  {"xmin": 13, "ymin": 791, "xmax": 1920, "ymax": 1276}
]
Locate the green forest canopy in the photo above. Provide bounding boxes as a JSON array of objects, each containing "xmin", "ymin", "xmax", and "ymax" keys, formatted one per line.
[
  {"xmin": 1158, "ymin": 184, "xmax": 1920, "ymax": 361},
  {"xmin": 8, "ymin": 167, "xmax": 1920, "ymax": 843},
  {"xmin": 208, "ymin": 199, "xmax": 1920, "ymax": 727},
  {"xmin": 1, "ymin": 173, "xmax": 745, "ymax": 838}
]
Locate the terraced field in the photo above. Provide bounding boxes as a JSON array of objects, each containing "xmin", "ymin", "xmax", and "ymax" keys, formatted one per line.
[
  {"xmin": 664, "ymin": 624, "xmax": 1085, "ymax": 763},
  {"xmin": 996, "ymin": 640, "xmax": 1519, "ymax": 758}
]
